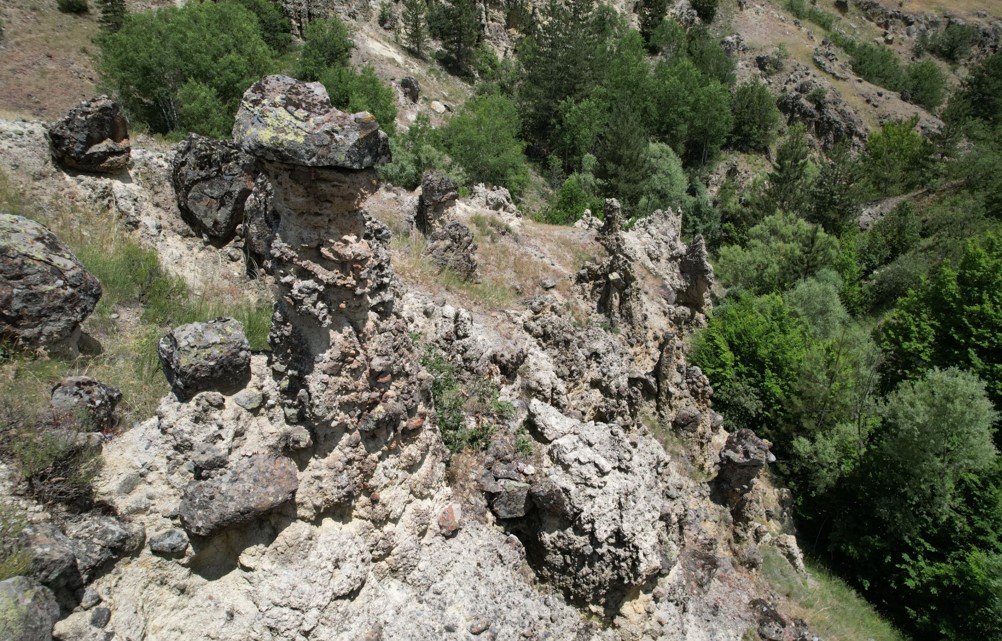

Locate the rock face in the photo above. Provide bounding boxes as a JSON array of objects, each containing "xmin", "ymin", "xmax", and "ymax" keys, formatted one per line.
[
  {"xmin": 47, "ymin": 96, "xmax": 130, "ymax": 173},
  {"xmin": 416, "ymin": 170, "xmax": 458, "ymax": 232},
  {"xmin": 514, "ymin": 400, "xmax": 675, "ymax": 613},
  {"xmin": 0, "ymin": 214, "xmax": 101, "ymax": 351},
  {"xmin": 777, "ymin": 67, "xmax": 867, "ymax": 148},
  {"xmin": 179, "ymin": 454, "xmax": 299, "ymax": 536},
  {"xmin": 427, "ymin": 220, "xmax": 479, "ymax": 281},
  {"xmin": 157, "ymin": 318, "xmax": 251, "ymax": 401},
  {"xmin": 50, "ymin": 376, "xmax": 122, "ymax": 431},
  {"xmin": 232, "ymin": 75, "xmax": 391, "ymax": 169},
  {"xmin": 171, "ymin": 134, "xmax": 255, "ymax": 243},
  {"xmin": 0, "ymin": 576, "xmax": 60, "ymax": 641}
]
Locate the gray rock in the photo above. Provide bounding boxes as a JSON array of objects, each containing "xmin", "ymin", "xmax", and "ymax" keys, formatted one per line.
[
  {"xmin": 416, "ymin": 170, "xmax": 458, "ymax": 232},
  {"xmin": 62, "ymin": 514, "xmax": 146, "ymax": 583},
  {"xmin": 491, "ymin": 480, "xmax": 530, "ymax": 519},
  {"xmin": 717, "ymin": 429, "xmax": 773, "ymax": 496},
  {"xmin": 0, "ymin": 576, "xmax": 59, "ymax": 641},
  {"xmin": 89, "ymin": 607, "xmax": 111, "ymax": 628},
  {"xmin": 47, "ymin": 96, "xmax": 130, "ymax": 173},
  {"xmin": 148, "ymin": 529, "xmax": 189, "ymax": 557},
  {"xmin": 0, "ymin": 214, "xmax": 102, "ymax": 350},
  {"xmin": 157, "ymin": 318, "xmax": 251, "ymax": 401},
  {"xmin": 171, "ymin": 134, "xmax": 255, "ymax": 243},
  {"xmin": 426, "ymin": 221, "xmax": 479, "ymax": 282},
  {"xmin": 233, "ymin": 388, "xmax": 263, "ymax": 411},
  {"xmin": 233, "ymin": 75, "xmax": 391, "ymax": 169},
  {"xmin": 179, "ymin": 454, "xmax": 299, "ymax": 537},
  {"xmin": 400, "ymin": 76, "xmax": 420, "ymax": 103},
  {"xmin": 49, "ymin": 376, "xmax": 122, "ymax": 432}
]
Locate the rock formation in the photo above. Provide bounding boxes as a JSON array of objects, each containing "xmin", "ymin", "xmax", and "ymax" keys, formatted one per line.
[
  {"xmin": 157, "ymin": 317, "xmax": 252, "ymax": 401},
  {"xmin": 0, "ymin": 213, "xmax": 101, "ymax": 352},
  {"xmin": 47, "ymin": 97, "xmax": 130, "ymax": 174},
  {"xmin": 50, "ymin": 376, "xmax": 122, "ymax": 432}
]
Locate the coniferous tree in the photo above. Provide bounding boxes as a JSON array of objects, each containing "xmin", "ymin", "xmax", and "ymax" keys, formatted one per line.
[
  {"xmin": 766, "ymin": 123, "xmax": 812, "ymax": 214},
  {"xmin": 442, "ymin": 0, "xmax": 480, "ymax": 75},
  {"xmin": 96, "ymin": 0, "xmax": 126, "ymax": 33},
  {"xmin": 402, "ymin": 0, "xmax": 428, "ymax": 57}
]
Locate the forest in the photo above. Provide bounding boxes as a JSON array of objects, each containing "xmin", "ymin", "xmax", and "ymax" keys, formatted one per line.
[{"xmin": 78, "ymin": 0, "xmax": 1002, "ymax": 638}]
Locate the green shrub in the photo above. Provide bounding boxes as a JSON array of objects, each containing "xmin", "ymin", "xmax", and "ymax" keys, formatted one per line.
[
  {"xmin": 729, "ymin": 80, "xmax": 782, "ymax": 152},
  {"xmin": 321, "ymin": 64, "xmax": 398, "ymax": 134},
  {"xmin": 57, "ymin": 0, "xmax": 89, "ymax": 14},
  {"xmin": 378, "ymin": 113, "xmax": 450, "ymax": 190},
  {"xmin": 920, "ymin": 23, "xmax": 978, "ymax": 63},
  {"xmin": 230, "ymin": 0, "xmax": 293, "ymax": 53},
  {"xmin": 439, "ymin": 93, "xmax": 529, "ymax": 195},
  {"xmin": 850, "ymin": 42, "xmax": 906, "ymax": 91},
  {"xmin": 296, "ymin": 16, "xmax": 353, "ymax": 81},
  {"xmin": 904, "ymin": 59, "xmax": 946, "ymax": 111},
  {"xmin": 862, "ymin": 117, "xmax": 934, "ymax": 196},
  {"xmin": 98, "ymin": 1, "xmax": 277, "ymax": 136},
  {"xmin": 690, "ymin": 0, "xmax": 718, "ymax": 24},
  {"xmin": 543, "ymin": 155, "xmax": 602, "ymax": 224}
]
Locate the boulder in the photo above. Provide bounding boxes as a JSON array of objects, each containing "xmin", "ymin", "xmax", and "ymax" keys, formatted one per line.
[
  {"xmin": 400, "ymin": 76, "xmax": 421, "ymax": 103},
  {"xmin": 179, "ymin": 454, "xmax": 299, "ymax": 536},
  {"xmin": 416, "ymin": 170, "xmax": 458, "ymax": 232},
  {"xmin": 49, "ymin": 376, "xmax": 122, "ymax": 432},
  {"xmin": 47, "ymin": 96, "xmax": 130, "ymax": 173},
  {"xmin": 426, "ymin": 220, "xmax": 479, "ymax": 281},
  {"xmin": 157, "ymin": 318, "xmax": 252, "ymax": 401},
  {"xmin": 233, "ymin": 75, "xmax": 391, "ymax": 169},
  {"xmin": 171, "ymin": 134, "xmax": 256, "ymax": 243},
  {"xmin": 0, "ymin": 214, "xmax": 101, "ymax": 350},
  {"xmin": 0, "ymin": 576, "xmax": 60, "ymax": 641},
  {"xmin": 716, "ymin": 428, "xmax": 773, "ymax": 495},
  {"xmin": 148, "ymin": 528, "xmax": 189, "ymax": 557}
]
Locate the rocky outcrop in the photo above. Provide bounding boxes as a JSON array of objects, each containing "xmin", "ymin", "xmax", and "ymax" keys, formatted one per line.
[
  {"xmin": 157, "ymin": 318, "xmax": 251, "ymax": 401},
  {"xmin": 171, "ymin": 134, "xmax": 256, "ymax": 244},
  {"xmin": 427, "ymin": 220, "xmax": 479, "ymax": 281},
  {"xmin": 777, "ymin": 66, "xmax": 867, "ymax": 148},
  {"xmin": 49, "ymin": 376, "xmax": 122, "ymax": 432},
  {"xmin": 0, "ymin": 214, "xmax": 101, "ymax": 352},
  {"xmin": 416, "ymin": 170, "xmax": 458, "ymax": 233},
  {"xmin": 0, "ymin": 576, "xmax": 60, "ymax": 641},
  {"xmin": 400, "ymin": 76, "xmax": 420, "ymax": 103},
  {"xmin": 179, "ymin": 454, "xmax": 299, "ymax": 536},
  {"xmin": 47, "ymin": 97, "xmax": 130, "ymax": 174}
]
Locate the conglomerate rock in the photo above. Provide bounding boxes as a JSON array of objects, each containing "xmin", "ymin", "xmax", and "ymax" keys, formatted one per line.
[
  {"xmin": 0, "ymin": 213, "xmax": 101, "ymax": 351},
  {"xmin": 157, "ymin": 317, "xmax": 252, "ymax": 401},
  {"xmin": 49, "ymin": 376, "xmax": 122, "ymax": 432},
  {"xmin": 47, "ymin": 96, "xmax": 130, "ymax": 174}
]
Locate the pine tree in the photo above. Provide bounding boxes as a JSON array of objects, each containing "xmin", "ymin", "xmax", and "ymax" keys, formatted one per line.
[
  {"xmin": 96, "ymin": 0, "xmax": 126, "ymax": 33},
  {"xmin": 402, "ymin": 0, "xmax": 427, "ymax": 57},
  {"xmin": 442, "ymin": 0, "xmax": 480, "ymax": 75}
]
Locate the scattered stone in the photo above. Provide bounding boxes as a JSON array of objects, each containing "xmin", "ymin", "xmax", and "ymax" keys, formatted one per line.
[
  {"xmin": 179, "ymin": 454, "xmax": 299, "ymax": 537},
  {"xmin": 540, "ymin": 277, "xmax": 556, "ymax": 290},
  {"xmin": 437, "ymin": 502, "xmax": 463, "ymax": 537},
  {"xmin": 672, "ymin": 407, "xmax": 701, "ymax": 432},
  {"xmin": 47, "ymin": 96, "xmax": 130, "ymax": 173},
  {"xmin": 148, "ymin": 528, "xmax": 189, "ymax": 557},
  {"xmin": 234, "ymin": 388, "xmax": 264, "ymax": 411},
  {"xmin": 400, "ymin": 76, "xmax": 420, "ymax": 103},
  {"xmin": 491, "ymin": 480, "xmax": 530, "ymax": 519},
  {"xmin": 157, "ymin": 318, "xmax": 252, "ymax": 401},
  {"xmin": 49, "ymin": 376, "xmax": 122, "ymax": 432},
  {"xmin": 89, "ymin": 607, "xmax": 111, "ymax": 628},
  {"xmin": 430, "ymin": 100, "xmax": 447, "ymax": 114},
  {"xmin": 0, "ymin": 576, "xmax": 60, "ymax": 641},
  {"xmin": 468, "ymin": 617, "xmax": 491, "ymax": 635},
  {"xmin": 171, "ymin": 134, "xmax": 255, "ymax": 243},
  {"xmin": 79, "ymin": 587, "xmax": 101, "ymax": 610},
  {"xmin": 0, "ymin": 214, "xmax": 102, "ymax": 351},
  {"xmin": 233, "ymin": 75, "xmax": 391, "ymax": 169}
]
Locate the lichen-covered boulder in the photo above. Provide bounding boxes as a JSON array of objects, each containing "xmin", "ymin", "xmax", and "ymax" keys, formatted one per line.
[
  {"xmin": 47, "ymin": 96, "xmax": 130, "ymax": 173},
  {"xmin": 157, "ymin": 318, "xmax": 251, "ymax": 401},
  {"xmin": 0, "ymin": 576, "xmax": 59, "ymax": 641},
  {"xmin": 0, "ymin": 214, "xmax": 102, "ymax": 350},
  {"xmin": 179, "ymin": 454, "xmax": 299, "ymax": 536},
  {"xmin": 171, "ymin": 134, "xmax": 256, "ymax": 243},
  {"xmin": 50, "ymin": 376, "xmax": 122, "ymax": 431},
  {"xmin": 232, "ymin": 75, "xmax": 391, "ymax": 169}
]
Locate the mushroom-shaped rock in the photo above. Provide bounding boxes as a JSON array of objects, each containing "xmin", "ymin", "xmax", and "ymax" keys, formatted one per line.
[
  {"xmin": 0, "ymin": 214, "xmax": 102, "ymax": 350},
  {"xmin": 232, "ymin": 75, "xmax": 391, "ymax": 169},
  {"xmin": 0, "ymin": 576, "xmax": 60, "ymax": 641},
  {"xmin": 47, "ymin": 96, "xmax": 130, "ymax": 173},
  {"xmin": 157, "ymin": 318, "xmax": 251, "ymax": 401},
  {"xmin": 50, "ymin": 376, "xmax": 122, "ymax": 432},
  {"xmin": 416, "ymin": 170, "xmax": 458, "ymax": 232},
  {"xmin": 179, "ymin": 454, "xmax": 299, "ymax": 537},
  {"xmin": 171, "ymin": 134, "xmax": 256, "ymax": 243}
]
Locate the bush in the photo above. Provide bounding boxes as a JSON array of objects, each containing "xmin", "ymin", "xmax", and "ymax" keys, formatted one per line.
[
  {"xmin": 296, "ymin": 16, "xmax": 353, "ymax": 81},
  {"xmin": 543, "ymin": 154, "xmax": 602, "ymax": 224},
  {"xmin": 57, "ymin": 0, "xmax": 89, "ymax": 14},
  {"xmin": 904, "ymin": 59, "xmax": 946, "ymax": 111},
  {"xmin": 690, "ymin": 0, "xmax": 718, "ymax": 24},
  {"xmin": 230, "ymin": 0, "xmax": 293, "ymax": 53},
  {"xmin": 98, "ymin": 1, "xmax": 276, "ymax": 136},
  {"xmin": 378, "ymin": 114, "xmax": 450, "ymax": 190},
  {"xmin": 862, "ymin": 117, "xmax": 934, "ymax": 196},
  {"xmin": 635, "ymin": 142, "xmax": 689, "ymax": 217},
  {"xmin": 0, "ymin": 502, "xmax": 30, "ymax": 581},
  {"xmin": 321, "ymin": 65, "xmax": 398, "ymax": 134},
  {"xmin": 730, "ymin": 80, "xmax": 781, "ymax": 152},
  {"xmin": 920, "ymin": 23, "xmax": 978, "ymax": 63},
  {"xmin": 439, "ymin": 93, "xmax": 529, "ymax": 195},
  {"xmin": 850, "ymin": 42, "xmax": 906, "ymax": 91}
]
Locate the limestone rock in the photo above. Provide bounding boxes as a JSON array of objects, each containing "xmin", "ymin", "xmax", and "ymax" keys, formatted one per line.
[
  {"xmin": 426, "ymin": 220, "xmax": 479, "ymax": 281},
  {"xmin": 0, "ymin": 576, "xmax": 59, "ymax": 641},
  {"xmin": 233, "ymin": 75, "xmax": 391, "ymax": 169},
  {"xmin": 49, "ymin": 376, "xmax": 122, "ymax": 432},
  {"xmin": 179, "ymin": 454, "xmax": 299, "ymax": 536},
  {"xmin": 47, "ymin": 96, "xmax": 130, "ymax": 173},
  {"xmin": 157, "ymin": 318, "xmax": 251, "ymax": 401},
  {"xmin": 171, "ymin": 134, "xmax": 255, "ymax": 243},
  {"xmin": 0, "ymin": 214, "xmax": 101, "ymax": 350}
]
